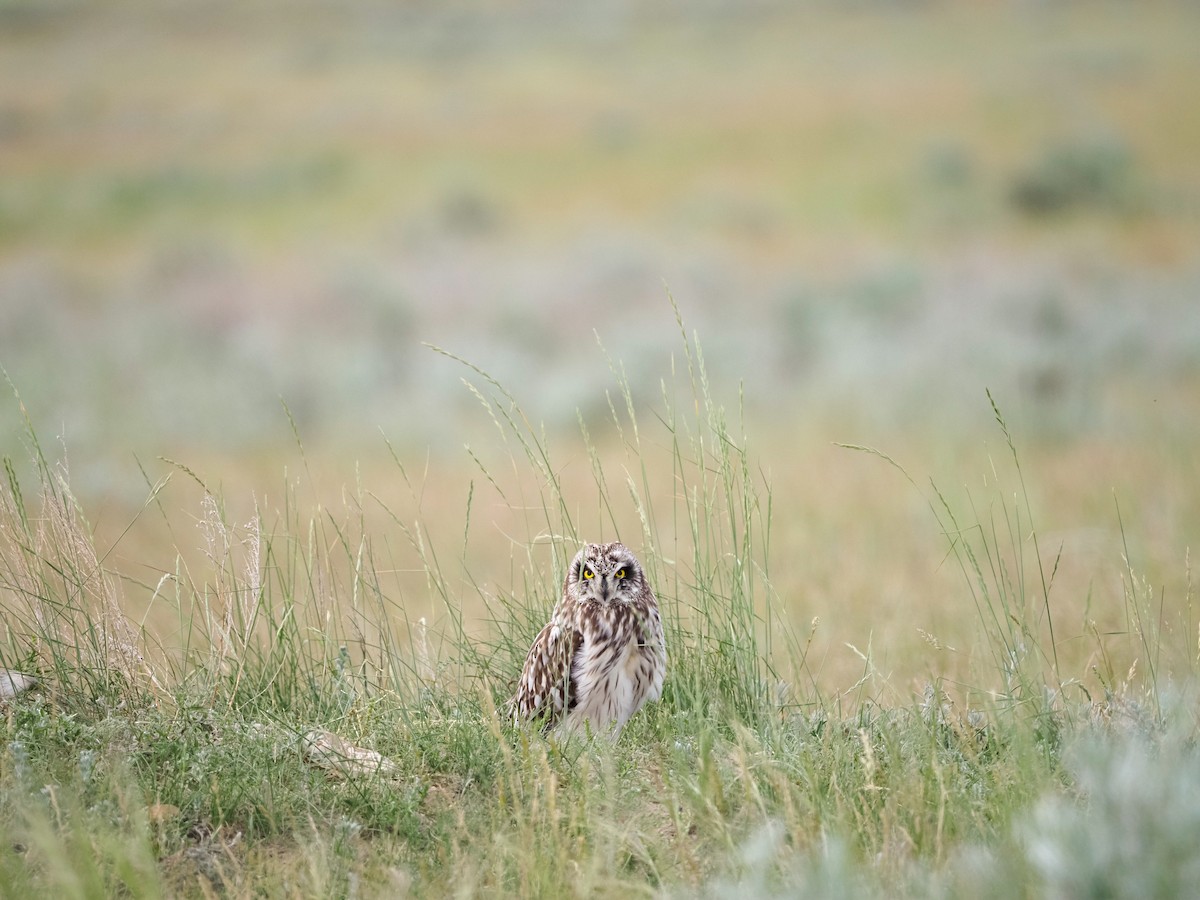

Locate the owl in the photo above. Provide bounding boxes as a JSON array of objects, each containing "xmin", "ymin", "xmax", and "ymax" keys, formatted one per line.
[{"xmin": 513, "ymin": 542, "xmax": 666, "ymax": 739}]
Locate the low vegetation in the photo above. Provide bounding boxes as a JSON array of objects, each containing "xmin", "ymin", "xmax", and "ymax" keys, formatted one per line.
[{"xmin": 1, "ymin": 329, "xmax": 1195, "ymax": 898}]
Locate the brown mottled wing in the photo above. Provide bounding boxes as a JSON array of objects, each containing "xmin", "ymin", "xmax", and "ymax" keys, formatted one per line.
[{"xmin": 513, "ymin": 616, "xmax": 581, "ymax": 729}]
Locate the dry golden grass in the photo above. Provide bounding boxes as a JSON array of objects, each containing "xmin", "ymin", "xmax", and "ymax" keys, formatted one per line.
[
  {"xmin": 2, "ymin": 2, "xmax": 1198, "ymax": 260},
  {"xmin": 67, "ymin": 371, "xmax": 1197, "ymax": 714}
]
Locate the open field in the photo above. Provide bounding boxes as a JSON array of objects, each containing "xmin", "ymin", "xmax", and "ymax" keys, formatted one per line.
[
  {"xmin": 2, "ymin": 1, "xmax": 1200, "ymax": 896},
  {"xmin": 2, "ymin": 347, "xmax": 1199, "ymax": 896},
  {"xmin": 3, "ymin": 0, "xmax": 1200, "ymax": 462},
  {"xmin": 3, "ymin": 342, "xmax": 1200, "ymax": 896}
]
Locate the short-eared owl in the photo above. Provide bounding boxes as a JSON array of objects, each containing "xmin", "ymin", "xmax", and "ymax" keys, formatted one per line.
[{"xmin": 514, "ymin": 542, "xmax": 666, "ymax": 738}]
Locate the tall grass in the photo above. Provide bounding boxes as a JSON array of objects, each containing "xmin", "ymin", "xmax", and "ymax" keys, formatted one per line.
[
  {"xmin": 1, "ymin": 327, "xmax": 1198, "ymax": 897},
  {"xmin": 843, "ymin": 387, "xmax": 1193, "ymax": 737},
  {"xmin": 422, "ymin": 299, "xmax": 783, "ymax": 729}
]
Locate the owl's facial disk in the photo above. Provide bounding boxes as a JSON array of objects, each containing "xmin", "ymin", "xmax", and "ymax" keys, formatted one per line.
[{"xmin": 576, "ymin": 543, "xmax": 639, "ymax": 604}]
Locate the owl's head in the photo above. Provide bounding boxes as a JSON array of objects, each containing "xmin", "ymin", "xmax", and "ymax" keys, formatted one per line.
[{"xmin": 567, "ymin": 542, "xmax": 645, "ymax": 605}]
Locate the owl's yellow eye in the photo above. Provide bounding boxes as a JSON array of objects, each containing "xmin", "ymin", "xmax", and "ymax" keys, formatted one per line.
[
  {"xmin": 582, "ymin": 567, "xmax": 594, "ymax": 580},
  {"xmin": 615, "ymin": 568, "xmax": 626, "ymax": 579}
]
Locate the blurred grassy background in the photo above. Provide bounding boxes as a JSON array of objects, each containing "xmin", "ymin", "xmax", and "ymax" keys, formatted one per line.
[{"xmin": 2, "ymin": 1, "xmax": 1199, "ymax": 692}]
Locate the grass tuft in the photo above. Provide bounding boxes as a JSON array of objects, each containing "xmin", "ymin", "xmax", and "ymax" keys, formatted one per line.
[{"xmin": 2, "ymin": 330, "xmax": 1197, "ymax": 896}]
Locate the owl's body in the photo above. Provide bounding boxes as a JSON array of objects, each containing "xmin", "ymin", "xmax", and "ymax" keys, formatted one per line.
[{"xmin": 513, "ymin": 542, "xmax": 666, "ymax": 739}]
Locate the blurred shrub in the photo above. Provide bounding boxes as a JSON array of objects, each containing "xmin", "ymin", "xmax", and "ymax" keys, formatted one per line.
[
  {"xmin": 1023, "ymin": 720, "xmax": 1200, "ymax": 898},
  {"xmin": 921, "ymin": 139, "xmax": 975, "ymax": 189},
  {"xmin": 438, "ymin": 186, "xmax": 504, "ymax": 237},
  {"xmin": 1009, "ymin": 133, "xmax": 1139, "ymax": 216}
]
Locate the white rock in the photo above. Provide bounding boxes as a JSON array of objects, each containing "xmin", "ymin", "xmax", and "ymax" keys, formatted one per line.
[
  {"xmin": 0, "ymin": 671, "xmax": 37, "ymax": 701},
  {"xmin": 302, "ymin": 728, "xmax": 399, "ymax": 778}
]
